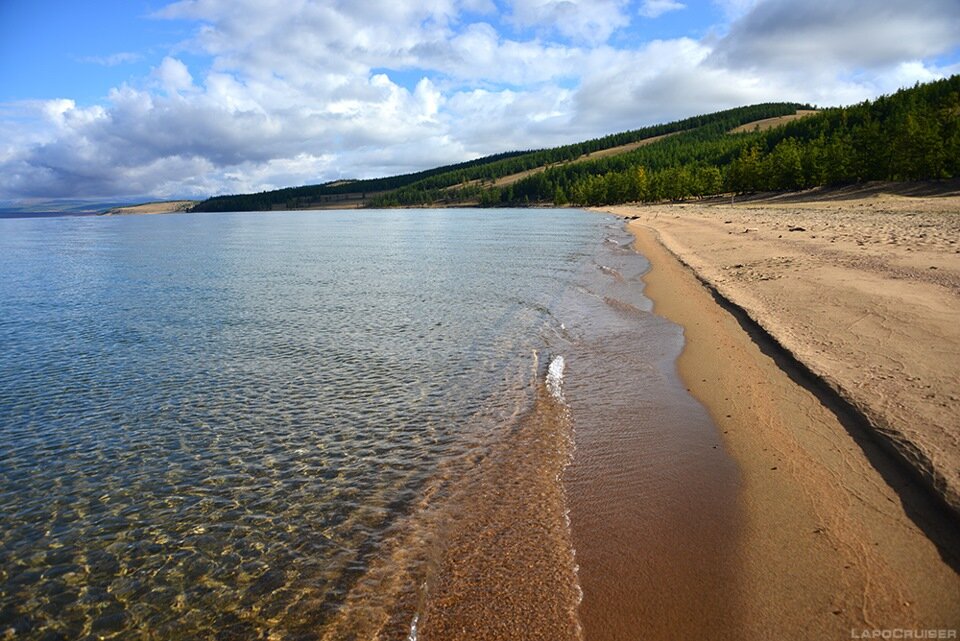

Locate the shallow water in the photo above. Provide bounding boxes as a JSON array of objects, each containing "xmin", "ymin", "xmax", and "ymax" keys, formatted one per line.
[
  {"xmin": 558, "ymin": 227, "xmax": 743, "ymax": 640},
  {"xmin": 0, "ymin": 208, "xmax": 740, "ymax": 640},
  {"xmin": 0, "ymin": 209, "xmax": 599, "ymax": 639}
]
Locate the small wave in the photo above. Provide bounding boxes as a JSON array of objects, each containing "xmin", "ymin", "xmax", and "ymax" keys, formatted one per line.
[
  {"xmin": 546, "ymin": 355, "xmax": 566, "ymax": 402},
  {"xmin": 603, "ymin": 296, "xmax": 644, "ymax": 317},
  {"xmin": 596, "ymin": 264, "xmax": 624, "ymax": 282}
]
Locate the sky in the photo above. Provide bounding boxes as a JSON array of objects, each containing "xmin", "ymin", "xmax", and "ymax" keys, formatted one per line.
[{"xmin": 1, "ymin": 0, "xmax": 958, "ymax": 202}]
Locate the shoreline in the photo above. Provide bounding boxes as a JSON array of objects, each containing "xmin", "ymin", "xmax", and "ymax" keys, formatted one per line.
[
  {"xmin": 611, "ymin": 205, "xmax": 960, "ymax": 635},
  {"xmin": 562, "ymin": 225, "xmax": 743, "ymax": 641}
]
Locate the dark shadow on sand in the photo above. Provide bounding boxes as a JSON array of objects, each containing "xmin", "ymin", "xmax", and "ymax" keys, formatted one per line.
[
  {"xmin": 698, "ymin": 178, "xmax": 960, "ymax": 205},
  {"xmin": 700, "ymin": 281, "xmax": 960, "ymax": 574}
]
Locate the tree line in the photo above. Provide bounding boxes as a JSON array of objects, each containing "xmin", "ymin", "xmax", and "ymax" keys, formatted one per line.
[
  {"xmin": 189, "ymin": 150, "xmax": 534, "ymax": 212},
  {"xmin": 474, "ymin": 75, "xmax": 960, "ymax": 207}
]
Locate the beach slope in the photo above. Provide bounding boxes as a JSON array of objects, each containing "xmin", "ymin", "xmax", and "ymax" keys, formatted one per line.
[
  {"xmin": 603, "ymin": 191, "xmax": 960, "ymax": 513},
  {"xmin": 596, "ymin": 191, "xmax": 960, "ymax": 634}
]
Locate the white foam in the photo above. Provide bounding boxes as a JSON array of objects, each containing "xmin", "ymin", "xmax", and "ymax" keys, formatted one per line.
[
  {"xmin": 546, "ymin": 355, "xmax": 565, "ymax": 402},
  {"xmin": 407, "ymin": 613, "xmax": 419, "ymax": 641}
]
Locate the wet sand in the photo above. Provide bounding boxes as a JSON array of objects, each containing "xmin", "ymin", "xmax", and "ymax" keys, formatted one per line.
[
  {"xmin": 318, "ymin": 362, "xmax": 583, "ymax": 641},
  {"xmin": 415, "ymin": 376, "xmax": 581, "ymax": 641},
  {"xmin": 559, "ymin": 236, "xmax": 743, "ymax": 641},
  {"xmin": 593, "ymin": 193, "xmax": 960, "ymax": 637}
]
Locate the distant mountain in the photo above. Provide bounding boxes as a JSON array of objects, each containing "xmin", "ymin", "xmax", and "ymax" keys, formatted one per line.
[{"xmin": 0, "ymin": 198, "xmax": 135, "ymax": 214}]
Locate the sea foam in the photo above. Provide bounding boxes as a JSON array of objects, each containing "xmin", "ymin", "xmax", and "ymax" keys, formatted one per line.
[{"xmin": 546, "ymin": 355, "xmax": 566, "ymax": 402}]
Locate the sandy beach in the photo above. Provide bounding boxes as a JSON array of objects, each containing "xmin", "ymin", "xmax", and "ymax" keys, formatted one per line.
[
  {"xmin": 594, "ymin": 188, "xmax": 960, "ymax": 636},
  {"xmin": 103, "ymin": 200, "xmax": 196, "ymax": 215}
]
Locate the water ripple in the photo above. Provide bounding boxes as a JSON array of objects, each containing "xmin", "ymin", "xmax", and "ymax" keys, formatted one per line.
[{"xmin": 0, "ymin": 208, "xmax": 607, "ymax": 640}]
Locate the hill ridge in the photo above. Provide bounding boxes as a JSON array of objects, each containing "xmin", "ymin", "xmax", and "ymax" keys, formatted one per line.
[
  {"xmin": 190, "ymin": 76, "xmax": 960, "ymax": 212},
  {"xmin": 190, "ymin": 102, "xmax": 808, "ymax": 212}
]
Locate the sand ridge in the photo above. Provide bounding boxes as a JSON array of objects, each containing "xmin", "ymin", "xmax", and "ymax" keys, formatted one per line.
[
  {"xmin": 602, "ymin": 192, "xmax": 960, "ymax": 515},
  {"xmin": 446, "ymin": 132, "xmax": 681, "ymax": 193}
]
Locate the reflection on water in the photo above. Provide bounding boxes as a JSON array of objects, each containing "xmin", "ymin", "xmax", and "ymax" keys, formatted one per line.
[{"xmin": 0, "ymin": 209, "xmax": 605, "ymax": 640}]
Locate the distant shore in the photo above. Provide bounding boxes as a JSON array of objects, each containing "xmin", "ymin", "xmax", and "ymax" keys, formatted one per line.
[
  {"xmin": 102, "ymin": 200, "xmax": 197, "ymax": 215},
  {"xmin": 596, "ymin": 191, "xmax": 960, "ymax": 634}
]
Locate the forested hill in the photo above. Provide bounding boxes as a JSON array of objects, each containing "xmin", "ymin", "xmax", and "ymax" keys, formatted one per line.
[
  {"xmin": 188, "ymin": 149, "xmax": 533, "ymax": 212},
  {"xmin": 188, "ymin": 102, "xmax": 806, "ymax": 212},
  {"xmin": 437, "ymin": 75, "xmax": 959, "ymax": 207},
  {"xmin": 190, "ymin": 75, "xmax": 959, "ymax": 212}
]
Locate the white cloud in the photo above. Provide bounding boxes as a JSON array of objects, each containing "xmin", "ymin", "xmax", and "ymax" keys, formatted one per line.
[
  {"xmin": 639, "ymin": 0, "xmax": 686, "ymax": 19},
  {"xmin": 505, "ymin": 0, "xmax": 631, "ymax": 44},
  {"xmin": 154, "ymin": 57, "xmax": 196, "ymax": 95},
  {"xmin": 459, "ymin": 0, "xmax": 497, "ymax": 13},
  {"xmin": 76, "ymin": 52, "xmax": 143, "ymax": 66},
  {"xmin": 712, "ymin": 0, "xmax": 960, "ymax": 72},
  {"xmin": 41, "ymin": 99, "xmax": 80, "ymax": 128}
]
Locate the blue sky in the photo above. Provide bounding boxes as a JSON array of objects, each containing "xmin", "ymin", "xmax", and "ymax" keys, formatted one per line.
[
  {"xmin": 1, "ymin": 0, "xmax": 958, "ymax": 202},
  {"xmin": 1, "ymin": 2, "xmax": 181, "ymax": 103}
]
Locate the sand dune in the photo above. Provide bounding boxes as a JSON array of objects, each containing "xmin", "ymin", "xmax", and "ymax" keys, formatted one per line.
[{"xmin": 104, "ymin": 200, "xmax": 196, "ymax": 215}]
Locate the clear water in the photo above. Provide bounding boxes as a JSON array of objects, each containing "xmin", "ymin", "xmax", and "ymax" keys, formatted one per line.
[{"xmin": 0, "ymin": 209, "xmax": 613, "ymax": 640}]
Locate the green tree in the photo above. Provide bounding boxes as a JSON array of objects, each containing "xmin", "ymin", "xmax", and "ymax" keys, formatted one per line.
[
  {"xmin": 553, "ymin": 186, "xmax": 569, "ymax": 205},
  {"xmin": 726, "ymin": 145, "xmax": 763, "ymax": 193},
  {"xmin": 767, "ymin": 138, "xmax": 804, "ymax": 190}
]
